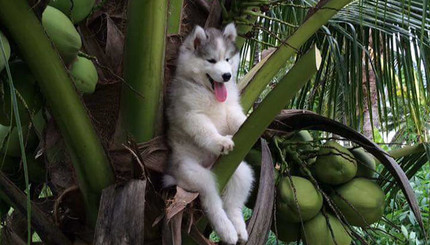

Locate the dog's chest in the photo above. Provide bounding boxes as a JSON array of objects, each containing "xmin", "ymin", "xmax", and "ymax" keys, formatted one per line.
[{"xmin": 200, "ymin": 100, "xmax": 231, "ymax": 134}]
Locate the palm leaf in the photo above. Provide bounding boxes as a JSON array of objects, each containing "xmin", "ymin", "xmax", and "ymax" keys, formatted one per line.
[
  {"xmin": 379, "ymin": 143, "xmax": 430, "ymax": 196},
  {"xmin": 239, "ymin": 0, "xmax": 430, "ymax": 140}
]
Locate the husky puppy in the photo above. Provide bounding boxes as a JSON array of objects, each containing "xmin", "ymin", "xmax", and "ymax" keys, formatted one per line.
[{"xmin": 165, "ymin": 23, "xmax": 254, "ymax": 244}]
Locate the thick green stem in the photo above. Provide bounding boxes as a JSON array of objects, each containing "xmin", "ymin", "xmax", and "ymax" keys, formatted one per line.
[
  {"xmin": 121, "ymin": 0, "xmax": 168, "ymax": 142},
  {"xmin": 214, "ymin": 46, "xmax": 321, "ymax": 190},
  {"xmin": 240, "ymin": 0, "xmax": 353, "ymax": 111},
  {"xmin": 0, "ymin": 0, "xmax": 114, "ymax": 225},
  {"xmin": 167, "ymin": 0, "xmax": 184, "ymax": 35}
]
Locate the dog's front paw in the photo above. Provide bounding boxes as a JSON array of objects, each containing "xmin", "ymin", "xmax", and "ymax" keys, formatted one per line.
[
  {"xmin": 207, "ymin": 135, "xmax": 234, "ymax": 155},
  {"xmin": 217, "ymin": 135, "xmax": 234, "ymax": 155}
]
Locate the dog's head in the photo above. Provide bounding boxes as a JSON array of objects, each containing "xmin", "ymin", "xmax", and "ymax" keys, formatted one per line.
[{"xmin": 176, "ymin": 23, "xmax": 239, "ymax": 102}]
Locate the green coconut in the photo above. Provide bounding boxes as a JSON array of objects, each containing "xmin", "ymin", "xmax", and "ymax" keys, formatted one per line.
[
  {"xmin": 49, "ymin": 0, "xmax": 95, "ymax": 24},
  {"xmin": 0, "ymin": 31, "xmax": 11, "ymax": 72},
  {"xmin": 303, "ymin": 213, "xmax": 351, "ymax": 245},
  {"xmin": 42, "ymin": 6, "xmax": 82, "ymax": 64},
  {"xmin": 244, "ymin": 149, "xmax": 280, "ymax": 209},
  {"xmin": 289, "ymin": 130, "xmax": 316, "ymax": 161},
  {"xmin": 245, "ymin": 148, "xmax": 262, "ymax": 168},
  {"xmin": 0, "ymin": 110, "xmax": 44, "ymax": 157},
  {"xmin": 0, "ymin": 124, "xmax": 38, "ymax": 157},
  {"xmin": 350, "ymin": 147, "xmax": 376, "ymax": 178},
  {"xmin": 244, "ymin": 149, "xmax": 261, "ymax": 208},
  {"xmin": 70, "ymin": 56, "xmax": 98, "ymax": 93},
  {"xmin": 291, "ymin": 130, "xmax": 314, "ymax": 142},
  {"xmin": 272, "ymin": 213, "xmax": 300, "ymax": 243},
  {"xmin": 314, "ymin": 141, "xmax": 357, "ymax": 185},
  {"xmin": 277, "ymin": 176, "xmax": 323, "ymax": 222},
  {"xmin": 331, "ymin": 178, "xmax": 385, "ymax": 227},
  {"xmin": 282, "ymin": 130, "xmax": 317, "ymax": 171},
  {"xmin": 0, "ymin": 62, "xmax": 43, "ymax": 126}
]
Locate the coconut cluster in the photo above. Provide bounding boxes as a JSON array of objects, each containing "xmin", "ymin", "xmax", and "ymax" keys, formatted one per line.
[
  {"xmin": 246, "ymin": 130, "xmax": 385, "ymax": 244},
  {"xmin": 1, "ymin": 1, "xmax": 98, "ymax": 94},
  {"xmin": 0, "ymin": 1, "xmax": 97, "ymax": 216}
]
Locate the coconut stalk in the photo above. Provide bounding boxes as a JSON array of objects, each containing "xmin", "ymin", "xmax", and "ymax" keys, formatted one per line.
[
  {"xmin": 121, "ymin": 0, "xmax": 168, "ymax": 142},
  {"xmin": 240, "ymin": 0, "xmax": 354, "ymax": 111},
  {"xmin": 167, "ymin": 0, "xmax": 184, "ymax": 35},
  {"xmin": 0, "ymin": 0, "xmax": 114, "ymax": 225},
  {"xmin": 213, "ymin": 46, "xmax": 321, "ymax": 190}
]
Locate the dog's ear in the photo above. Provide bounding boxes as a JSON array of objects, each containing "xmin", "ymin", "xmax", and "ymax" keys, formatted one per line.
[
  {"xmin": 223, "ymin": 23, "xmax": 237, "ymax": 42},
  {"xmin": 184, "ymin": 25, "xmax": 207, "ymax": 50}
]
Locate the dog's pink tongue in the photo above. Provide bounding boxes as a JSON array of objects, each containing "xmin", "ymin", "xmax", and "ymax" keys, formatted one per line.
[{"xmin": 214, "ymin": 82, "xmax": 227, "ymax": 102}]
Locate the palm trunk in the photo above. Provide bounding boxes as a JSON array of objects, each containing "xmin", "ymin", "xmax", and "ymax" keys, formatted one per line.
[{"xmin": 362, "ymin": 31, "xmax": 380, "ymax": 139}]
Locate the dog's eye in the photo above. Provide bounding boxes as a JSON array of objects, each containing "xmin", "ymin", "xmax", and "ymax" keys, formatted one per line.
[
  {"xmin": 207, "ymin": 59, "xmax": 216, "ymax": 64},
  {"xmin": 226, "ymin": 58, "xmax": 230, "ymax": 62}
]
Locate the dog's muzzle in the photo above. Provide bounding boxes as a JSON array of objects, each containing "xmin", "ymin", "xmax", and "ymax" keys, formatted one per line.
[{"xmin": 206, "ymin": 74, "xmax": 227, "ymax": 89}]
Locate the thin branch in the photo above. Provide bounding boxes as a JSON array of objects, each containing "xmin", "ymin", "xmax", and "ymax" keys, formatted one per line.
[{"xmin": 0, "ymin": 172, "xmax": 72, "ymax": 245}]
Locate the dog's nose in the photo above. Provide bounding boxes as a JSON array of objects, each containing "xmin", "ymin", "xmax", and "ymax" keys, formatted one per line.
[{"xmin": 222, "ymin": 73, "xmax": 231, "ymax": 82}]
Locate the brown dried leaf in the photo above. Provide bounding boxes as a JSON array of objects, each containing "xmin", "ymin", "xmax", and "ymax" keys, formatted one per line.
[
  {"xmin": 105, "ymin": 15, "xmax": 124, "ymax": 75},
  {"xmin": 43, "ymin": 119, "xmax": 76, "ymax": 191},
  {"xmin": 79, "ymin": 24, "xmax": 110, "ymax": 80},
  {"xmin": 187, "ymin": 224, "xmax": 215, "ymax": 245},
  {"xmin": 165, "ymin": 187, "xmax": 199, "ymax": 221},
  {"xmin": 138, "ymin": 136, "xmax": 169, "ymax": 173},
  {"xmin": 83, "ymin": 83, "xmax": 121, "ymax": 146},
  {"xmin": 110, "ymin": 136, "xmax": 169, "ymax": 180},
  {"xmin": 161, "ymin": 210, "xmax": 183, "ymax": 245},
  {"xmin": 204, "ymin": 0, "xmax": 222, "ymax": 28},
  {"xmin": 245, "ymin": 139, "xmax": 275, "ymax": 245}
]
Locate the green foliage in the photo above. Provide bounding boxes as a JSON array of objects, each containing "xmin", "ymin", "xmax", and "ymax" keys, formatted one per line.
[
  {"xmin": 239, "ymin": 0, "xmax": 430, "ymax": 140},
  {"xmin": 367, "ymin": 165, "xmax": 430, "ymax": 244}
]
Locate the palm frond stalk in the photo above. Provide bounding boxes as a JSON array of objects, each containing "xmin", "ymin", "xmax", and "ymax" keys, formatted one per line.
[
  {"xmin": 380, "ymin": 143, "xmax": 430, "ymax": 195},
  {"xmin": 240, "ymin": 0, "xmax": 354, "ymax": 111},
  {"xmin": 389, "ymin": 144, "xmax": 426, "ymax": 159},
  {"xmin": 121, "ymin": 0, "xmax": 168, "ymax": 142},
  {"xmin": 0, "ymin": 0, "xmax": 114, "ymax": 225},
  {"xmin": 167, "ymin": 0, "xmax": 184, "ymax": 35},
  {"xmin": 214, "ymin": 46, "xmax": 321, "ymax": 190}
]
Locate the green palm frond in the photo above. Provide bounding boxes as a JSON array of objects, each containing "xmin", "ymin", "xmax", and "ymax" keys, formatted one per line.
[
  {"xmin": 380, "ymin": 143, "xmax": 430, "ymax": 196},
  {"xmin": 239, "ymin": 0, "xmax": 430, "ymax": 142}
]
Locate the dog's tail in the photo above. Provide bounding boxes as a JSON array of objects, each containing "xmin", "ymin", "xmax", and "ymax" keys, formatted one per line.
[{"xmin": 163, "ymin": 174, "xmax": 177, "ymax": 188}]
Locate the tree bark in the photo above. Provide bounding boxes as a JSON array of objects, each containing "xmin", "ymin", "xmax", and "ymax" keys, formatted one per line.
[
  {"xmin": 362, "ymin": 31, "xmax": 380, "ymax": 139},
  {"xmin": 94, "ymin": 180, "xmax": 147, "ymax": 245}
]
